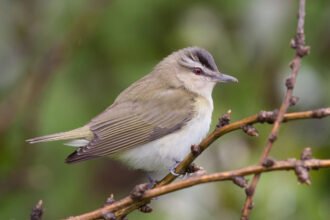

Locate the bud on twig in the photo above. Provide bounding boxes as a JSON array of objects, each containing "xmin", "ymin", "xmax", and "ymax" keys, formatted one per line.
[
  {"xmin": 232, "ymin": 176, "xmax": 248, "ymax": 188},
  {"xmin": 217, "ymin": 110, "xmax": 231, "ymax": 128},
  {"xmin": 30, "ymin": 200, "xmax": 43, "ymax": 220},
  {"xmin": 242, "ymin": 125, "xmax": 259, "ymax": 137},
  {"xmin": 130, "ymin": 183, "xmax": 149, "ymax": 201},
  {"xmin": 262, "ymin": 158, "xmax": 275, "ymax": 168}
]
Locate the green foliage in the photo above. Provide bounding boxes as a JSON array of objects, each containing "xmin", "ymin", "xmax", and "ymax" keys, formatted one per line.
[{"xmin": 0, "ymin": 0, "xmax": 330, "ymax": 219}]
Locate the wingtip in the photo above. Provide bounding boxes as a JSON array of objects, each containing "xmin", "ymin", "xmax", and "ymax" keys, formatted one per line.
[
  {"xmin": 25, "ymin": 137, "xmax": 46, "ymax": 144},
  {"xmin": 65, "ymin": 152, "xmax": 78, "ymax": 164},
  {"xmin": 65, "ymin": 151, "xmax": 98, "ymax": 164}
]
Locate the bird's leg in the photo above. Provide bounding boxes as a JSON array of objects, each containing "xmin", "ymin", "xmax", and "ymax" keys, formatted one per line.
[{"xmin": 146, "ymin": 174, "xmax": 158, "ymax": 189}]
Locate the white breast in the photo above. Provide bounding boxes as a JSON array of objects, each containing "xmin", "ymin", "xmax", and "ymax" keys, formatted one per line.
[{"xmin": 119, "ymin": 96, "xmax": 213, "ymax": 173}]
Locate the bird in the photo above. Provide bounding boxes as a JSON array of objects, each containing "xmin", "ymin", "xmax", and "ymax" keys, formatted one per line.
[{"xmin": 27, "ymin": 47, "xmax": 238, "ymax": 174}]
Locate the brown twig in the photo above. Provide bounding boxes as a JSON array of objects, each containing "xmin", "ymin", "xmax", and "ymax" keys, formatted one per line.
[
  {"xmin": 65, "ymin": 108, "xmax": 330, "ymax": 219},
  {"xmin": 241, "ymin": 0, "xmax": 309, "ymax": 219},
  {"xmin": 30, "ymin": 200, "xmax": 43, "ymax": 220},
  {"xmin": 67, "ymin": 152, "xmax": 330, "ymax": 220},
  {"xmin": 157, "ymin": 108, "xmax": 329, "ymax": 187}
]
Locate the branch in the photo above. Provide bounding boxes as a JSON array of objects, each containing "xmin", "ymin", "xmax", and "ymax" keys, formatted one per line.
[
  {"xmin": 65, "ymin": 108, "xmax": 330, "ymax": 220},
  {"xmin": 241, "ymin": 0, "xmax": 310, "ymax": 218},
  {"xmin": 157, "ymin": 108, "xmax": 329, "ymax": 186},
  {"xmin": 139, "ymin": 158, "xmax": 330, "ymax": 199},
  {"xmin": 67, "ymin": 148, "xmax": 330, "ymax": 220},
  {"xmin": 30, "ymin": 200, "xmax": 43, "ymax": 220}
]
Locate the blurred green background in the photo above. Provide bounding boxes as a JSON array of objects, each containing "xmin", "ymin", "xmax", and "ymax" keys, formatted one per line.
[{"xmin": 1, "ymin": 0, "xmax": 330, "ymax": 219}]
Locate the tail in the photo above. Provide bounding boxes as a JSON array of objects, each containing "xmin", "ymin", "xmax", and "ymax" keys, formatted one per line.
[{"xmin": 26, "ymin": 126, "xmax": 93, "ymax": 144}]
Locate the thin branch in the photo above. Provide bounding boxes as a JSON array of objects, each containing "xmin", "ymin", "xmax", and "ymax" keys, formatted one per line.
[
  {"xmin": 65, "ymin": 108, "xmax": 330, "ymax": 220},
  {"xmin": 141, "ymin": 158, "xmax": 330, "ymax": 199},
  {"xmin": 157, "ymin": 108, "xmax": 328, "ymax": 187},
  {"xmin": 241, "ymin": 0, "xmax": 310, "ymax": 218},
  {"xmin": 67, "ymin": 155, "xmax": 330, "ymax": 220},
  {"xmin": 30, "ymin": 200, "xmax": 43, "ymax": 220}
]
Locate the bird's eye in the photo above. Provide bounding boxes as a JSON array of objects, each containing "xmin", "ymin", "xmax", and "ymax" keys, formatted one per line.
[{"xmin": 193, "ymin": 67, "xmax": 203, "ymax": 75}]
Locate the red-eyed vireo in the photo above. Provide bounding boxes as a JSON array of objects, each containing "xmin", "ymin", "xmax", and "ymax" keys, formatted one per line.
[{"xmin": 27, "ymin": 47, "xmax": 238, "ymax": 173}]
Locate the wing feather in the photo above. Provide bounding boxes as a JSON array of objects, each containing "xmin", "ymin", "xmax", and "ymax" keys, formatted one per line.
[{"xmin": 65, "ymin": 75, "xmax": 197, "ymax": 163}]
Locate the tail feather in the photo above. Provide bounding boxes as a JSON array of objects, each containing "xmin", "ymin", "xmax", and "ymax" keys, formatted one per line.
[{"xmin": 26, "ymin": 126, "xmax": 92, "ymax": 144}]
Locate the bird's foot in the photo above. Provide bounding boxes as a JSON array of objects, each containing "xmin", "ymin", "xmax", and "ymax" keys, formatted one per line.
[
  {"xmin": 146, "ymin": 174, "xmax": 159, "ymax": 189},
  {"xmin": 168, "ymin": 160, "xmax": 184, "ymax": 177}
]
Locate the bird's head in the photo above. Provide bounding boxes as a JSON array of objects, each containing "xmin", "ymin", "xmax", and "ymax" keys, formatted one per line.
[{"xmin": 156, "ymin": 47, "xmax": 238, "ymax": 98}]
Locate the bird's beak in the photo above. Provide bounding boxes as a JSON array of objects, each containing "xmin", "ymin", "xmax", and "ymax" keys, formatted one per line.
[{"xmin": 213, "ymin": 72, "xmax": 238, "ymax": 83}]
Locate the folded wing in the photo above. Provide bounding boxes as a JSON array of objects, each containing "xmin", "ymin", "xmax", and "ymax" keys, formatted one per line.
[{"xmin": 66, "ymin": 83, "xmax": 196, "ymax": 163}]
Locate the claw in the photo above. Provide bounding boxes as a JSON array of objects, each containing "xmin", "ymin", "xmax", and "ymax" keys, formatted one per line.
[
  {"xmin": 168, "ymin": 159, "xmax": 182, "ymax": 176},
  {"xmin": 169, "ymin": 168, "xmax": 181, "ymax": 176}
]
